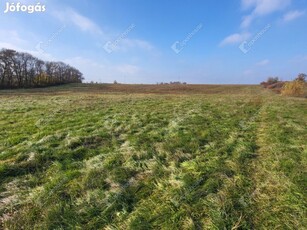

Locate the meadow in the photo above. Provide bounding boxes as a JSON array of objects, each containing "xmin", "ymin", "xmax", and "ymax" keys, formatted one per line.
[{"xmin": 0, "ymin": 84, "xmax": 306, "ymax": 229}]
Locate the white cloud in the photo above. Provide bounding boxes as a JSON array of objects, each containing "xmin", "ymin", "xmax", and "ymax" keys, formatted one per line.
[
  {"xmin": 0, "ymin": 42, "xmax": 20, "ymax": 51},
  {"xmin": 254, "ymin": 0, "xmax": 291, "ymax": 15},
  {"xmin": 116, "ymin": 64, "xmax": 140, "ymax": 75},
  {"xmin": 0, "ymin": 29, "xmax": 61, "ymax": 61},
  {"xmin": 51, "ymin": 8, "xmax": 155, "ymax": 53},
  {"xmin": 0, "ymin": 42, "xmax": 55, "ymax": 62},
  {"xmin": 256, "ymin": 59, "xmax": 270, "ymax": 66},
  {"xmin": 107, "ymin": 38, "xmax": 154, "ymax": 53},
  {"xmin": 241, "ymin": 0, "xmax": 291, "ymax": 28},
  {"xmin": 220, "ymin": 33, "xmax": 250, "ymax": 46},
  {"xmin": 241, "ymin": 0, "xmax": 257, "ymax": 10},
  {"xmin": 121, "ymin": 39, "xmax": 154, "ymax": 51},
  {"xmin": 283, "ymin": 10, "xmax": 305, "ymax": 22},
  {"xmin": 52, "ymin": 8, "xmax": 103, "ymax": 35},
  {"xmin": 241, "ymin": 15, "xmax": 255, "ymax": 28},
  {"xmin": 0, "ymin": 30, "xmax": 27, "ymax": 46}
]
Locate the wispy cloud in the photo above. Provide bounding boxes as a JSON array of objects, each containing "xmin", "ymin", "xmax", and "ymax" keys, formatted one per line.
[
  {"xmin": 52, "ymin": 8, "xmax": 103, "ymax": 35},
  {"xmin": 241, "ymin": 0, "xmax": 257, "ymax": 10},
  {"xmin": 0, "ymin": 42, "xmax": 21, "ymax": 51},
  {"xmin": 0, "ymin": 29, "xmax": 37, "ymax": 56},
  {"xmin": 116, "ymin": 64, "xmax": 140, "ymax": 75},
  {"xmin": 283, "ymin": 10, "xmax": 305, "ymax": 22},
  {"xmin": 220, "ymin": 33, "xmax": 251, "ymax": 46},
  {"xmin": 241, "ymin": 0, "xmax": 291, "ymax": 28},
  {"xmin": 102, "ymin": 37, "xmax": 155, "ymax": 54},
  {"xmin": 121, "ymin": 39, "xmax": 154, "ymax": 51},
  {"xmin": 108, "ymin": 38, "xmax": 154, "ymax": 53},
  {"xmin": 241, "ymin": 15, "xmax": 255, "ymax": 28},
  {"xmin": 256, "ymin": 59, "xmax": 270, "ymax": 66},
  {"xmin": 0, "ymin": 29, "xmax": 27, "ymax": 46},
  {"xmin": 0, "ymin": 27, "xmax": 65, "ymax": 62},
  {"xmin": 51, "ymin": 9, "xmax": 155, "ymax": 54},
  {"xmin": 254, "ymin": 0, "xmax": 291, "ymax": 15}
]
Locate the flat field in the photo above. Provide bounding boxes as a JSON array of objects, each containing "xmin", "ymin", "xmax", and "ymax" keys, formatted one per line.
[{"xmin": 0, "ymin": 84, "xmax": 306, "ymax": 229}]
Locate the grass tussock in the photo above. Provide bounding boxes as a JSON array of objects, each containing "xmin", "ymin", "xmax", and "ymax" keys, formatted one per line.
[{"xmin": 0, "ymin": 84, "xmax": 306, "ymax": 229}]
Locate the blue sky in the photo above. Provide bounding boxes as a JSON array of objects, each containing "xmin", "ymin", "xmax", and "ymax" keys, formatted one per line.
[{"xmin": 1, "ymin": 0, "xmax": 306, "ymax": 84}]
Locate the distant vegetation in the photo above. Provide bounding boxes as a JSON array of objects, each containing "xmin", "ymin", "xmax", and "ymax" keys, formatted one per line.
[
  {"xmin": 108, "ymin": 81, "xmax": 188, "ymax": 85},
  {"xmin": 157, "ymin": 81, "xmax": 187, "ymax": 85},
  {"xmin": 0, "ymin": 85, "xmax": 306, "ymax": 229},
  {"xmin": 261, "ymin": 73, "xmax": 306, "ymax": 97},
  {"xmin": 260, "ymin": 76, "xmax": 284, "ymax": 91},
  {"xmin": 0, "ymin": 48, "xmax": 83, "ymax": 89},
  {"xmin": 282, "ymin": 74, "xmax": 306, "ymax": 97}
]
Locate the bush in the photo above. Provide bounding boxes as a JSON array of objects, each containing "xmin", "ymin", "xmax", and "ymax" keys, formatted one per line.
[
  {"xmin": 261, "ymin": 77, "xmax": 280, "ymax": 88},
  {"xmin": 295, "ymin": 73, "xmax": 306, "ymax": 83},
  {"xmin": 267, "ymin": 77, "xmax": 279, "ymax": 85},
  {"xmin": 281, "ymin": 80, "xmax": 305, "ymax": 97}
]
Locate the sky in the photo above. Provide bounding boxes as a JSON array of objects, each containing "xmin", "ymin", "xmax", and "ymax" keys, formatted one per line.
[{"xmin": 0, "ymin": 0, "xmax": 306, "ymax": 84}]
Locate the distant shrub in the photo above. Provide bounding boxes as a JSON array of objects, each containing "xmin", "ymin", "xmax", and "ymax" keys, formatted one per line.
[
  {"xmin": 281, "ymin": 80, "xmax": 305, "ymax": 96},
  {"xmin": 295, "ymin": 73, "xmax": 306, "ymax": 83},
  {"xmin": 267, "ymin": 77, "xmax": 279, "ymax": 85},
  {"xmin": 261, "ymin": 77, "xmax": 281, "ymax": 88},
  {"xmin": 158, "ymin": 81, "xmax": 187, "ymax": 85},
  {"xmin": 267, "ymin": 82, "xmax": 285, "ymax": 89}
]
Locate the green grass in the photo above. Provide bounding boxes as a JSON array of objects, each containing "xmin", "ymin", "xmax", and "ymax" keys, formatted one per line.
[{"xmin": 0, "ymin": 84, "xmax": 306, "ymax": 229}]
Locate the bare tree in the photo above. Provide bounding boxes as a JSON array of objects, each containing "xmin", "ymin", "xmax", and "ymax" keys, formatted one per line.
[
  {"xmin": 0, "ymin": 49, "xmax": 16, "ymax": 88},
  {"xmin": 0, "ymin": 48, "xmax": 83, "ymax": 89},
  {"xmin": 295, "ymin": 73, "xmax": 306, "ymax": 82}
]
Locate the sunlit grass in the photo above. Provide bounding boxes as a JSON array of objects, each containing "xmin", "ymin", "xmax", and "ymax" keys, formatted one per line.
[{"xmin": 0, "ymin": 84, "xmax": 306, "ymax": 229}]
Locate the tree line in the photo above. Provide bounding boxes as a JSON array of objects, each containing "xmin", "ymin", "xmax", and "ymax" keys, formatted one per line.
[{"xmin": 0, "ymin": 48, "xmax": 84, "ymax": 89}]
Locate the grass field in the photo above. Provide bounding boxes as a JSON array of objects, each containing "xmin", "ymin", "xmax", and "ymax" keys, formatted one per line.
[{"xmin": 0, "ymin": 84, "xmax": 306, "ymax": 229}]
